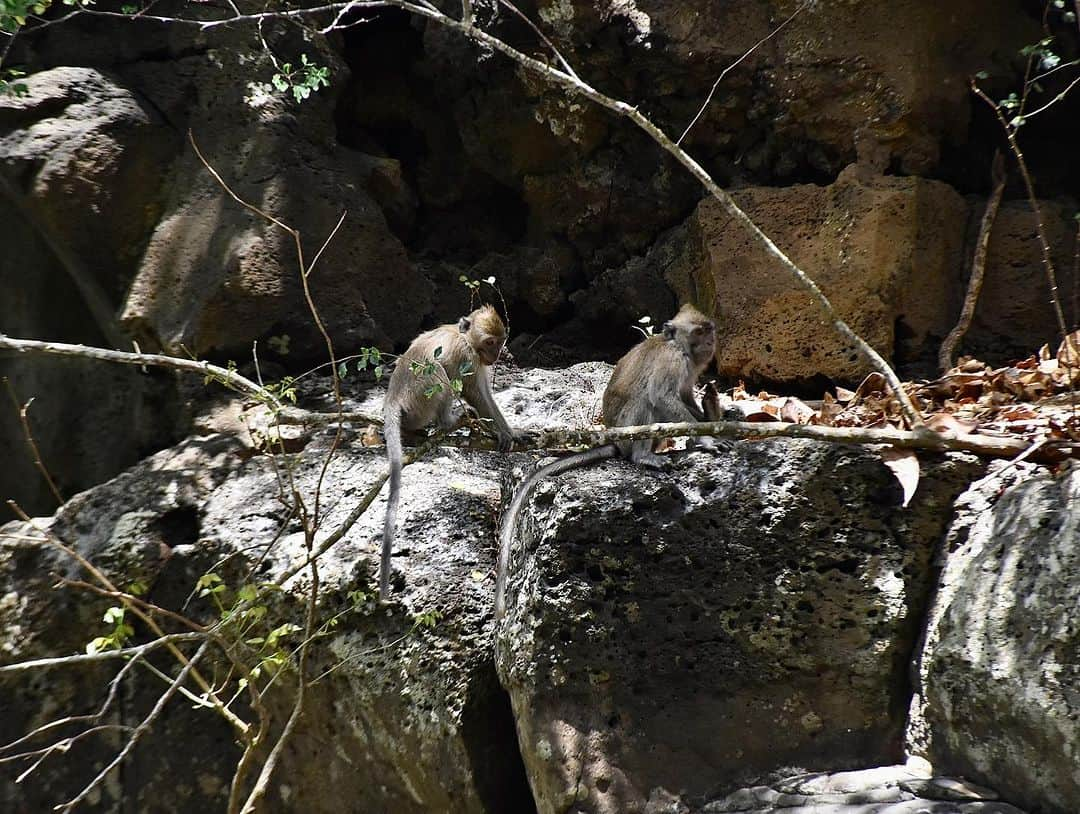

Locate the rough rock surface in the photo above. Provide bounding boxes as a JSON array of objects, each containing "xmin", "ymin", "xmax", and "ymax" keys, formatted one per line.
[
  {"xmin": 965, "ymin": 199, "xmax": 1080, "ymax": 364},
  {"xmin": 496, "ymin": 427, "xmax": 983, "ymax": 813},
  {"xmin": 698, "ymin": 763, "xmax": 1025, "ymax": 814},
  {"xmin": 672, "ymin": 168, "xmax": 968, "ymax": 385},
  {"xmin": 0, "ymin": 66, "xmax": 184, "ymax": 516},
  {"xmin": 114, "ymin": 36, "xmax": 421, "ymax": 359},
  {"xmin": 913, "ymin": 461, "xmax": 1080, "ymax": 814},
  {"xmin": 0, "ymin": 427, "xmax": 532, "ymax": 813}
]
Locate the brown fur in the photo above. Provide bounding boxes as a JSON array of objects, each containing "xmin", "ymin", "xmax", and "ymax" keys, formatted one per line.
[
  {"xmin": 601, "ymin": 303, "xmax": 716, "ymax": 465},
  {"xmin": 495, "ymin": 304, "xmax": 717, "ymax": 617},
  {"xmin": 382, "ymin": 305, "xmax": 519, "ymax": 600}
]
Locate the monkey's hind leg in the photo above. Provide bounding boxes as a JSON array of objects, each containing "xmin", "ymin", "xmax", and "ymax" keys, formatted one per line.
[{"xmin": 626, "ymin": 439, "xmax": 671, "ymax": 469}]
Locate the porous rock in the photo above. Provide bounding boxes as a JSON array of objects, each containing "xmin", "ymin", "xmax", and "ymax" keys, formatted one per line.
[
  {"xmin": 0, "ymin": 424, "xmax": 530, "ymax": 813},
  {"xmin": 678, "ymin": 170, "xmax": 968, "ymax": 384},
  {"xmin": 914, "ymin": 461, "xmax": 1080, "ymax": 814},
  {"xmin": 496, "ymin": 432, "xmax": 982, "ymax": 813}
]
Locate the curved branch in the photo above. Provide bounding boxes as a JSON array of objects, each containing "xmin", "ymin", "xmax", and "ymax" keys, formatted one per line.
[
  {"xmin": 940, "ymin": 150, "xmax": 1006, "ymax": 372},
  {"xmin": 0, "ymin": 334, "xmax": 281, "ymax": 409}
]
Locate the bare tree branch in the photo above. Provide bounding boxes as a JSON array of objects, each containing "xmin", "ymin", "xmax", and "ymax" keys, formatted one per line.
[
  {"xmin": 55, "ymin": 639, "xmax": 213, "ymax": 813},
  {"xmin": 0, "ymin": 334, "xmax": 280, "ymax": 409},
  {"xmin": 677, "ymin": 1, "xmax": 810, "ymax": 145},
  {"xmin": 972, "ymin": 80, "xmax": 1072, "ymax": 347},
  {"xmin": 2, "ymin": 377, "xmax": 64, "ymax": 505},
  {"xmin": 0, "ymin": 634, "xmax": 204, "ymax": 675},
  {"xmin": 940, "ymin": 150, "xmax": 1006, "ymax": 372}
]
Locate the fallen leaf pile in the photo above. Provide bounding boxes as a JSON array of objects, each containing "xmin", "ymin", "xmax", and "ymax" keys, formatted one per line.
[{"xmin": 717, "ymin": 330, "xmax": 1080, "ymax": 447}]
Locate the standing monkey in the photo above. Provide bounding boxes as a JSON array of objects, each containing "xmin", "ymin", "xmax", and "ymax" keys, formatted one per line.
[
  {"xmin": 382, "ymin": 304, "xmax": 520, "ymax": 601},
  {"xmin": 495, "ymin": 303, "xmax": 718, "ymax": 617}
]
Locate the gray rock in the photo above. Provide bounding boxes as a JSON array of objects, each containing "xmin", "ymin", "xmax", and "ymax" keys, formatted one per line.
[
  {"xmin": 0, "ymin": 427, "xmax": 530, "ymax": 813},
  {"xmin": 496, "ymin": 435, "xmax": 982, "ymax": 813},
  {"xmin": 914, "ymin": 462, "xmax": 1080, "ymax": 814}
]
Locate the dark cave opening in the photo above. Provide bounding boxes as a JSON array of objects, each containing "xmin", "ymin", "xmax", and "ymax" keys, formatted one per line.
[{"xmin": 332, "ymin": 7, "xmax": 528, "ymax": 262}]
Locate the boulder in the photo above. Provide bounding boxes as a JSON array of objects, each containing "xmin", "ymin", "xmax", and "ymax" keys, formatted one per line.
[
  {"xmin": 913, "ymin": 461, "xmax": 1080, "ymax": 814},
  {"xmin": 965, "ymin": 199, "xmax": 1079, "ymax": 364},
  {"xmin": 0, "ymin": 422, "xmax": 530, "ymax": 812},
  {"xmin": 0, "ymin": 66, "xmax": 185, "ymax": 516},
  {"xmin": 676, "ymin": 169, "xmax": 968, "ymax": 384},
  {"xmin": 496, "ymin": 432, "xmax": 982, "ymax": 813}
]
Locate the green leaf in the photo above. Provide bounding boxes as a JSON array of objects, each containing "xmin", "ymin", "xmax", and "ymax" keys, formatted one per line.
[
  {"xmin": 974, "ymin": 70, "xmax": 989, "ymax": 80},
  {"xmin": 237, "ymin": 584, "xmax": 259, "ymax": 603},
  {"xmin": 103, "ymin": 607, "xmax": 125, "ymax": 625},
  {"xmin": 337, "ymin": 361, "xmax": 349, "ymax": 380},
  {"xmin": 373, "ymin": 365, "xmax": 385, "ymax": 381}
]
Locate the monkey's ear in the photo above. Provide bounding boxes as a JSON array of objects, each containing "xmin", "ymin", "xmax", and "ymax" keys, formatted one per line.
[
  {"xmin": 662, "ymin": 321, "xmax": 677, "ymax": 340},
  {"xmin": 458, "ymin": 317, "xmax": 471, "ymax": 333}
]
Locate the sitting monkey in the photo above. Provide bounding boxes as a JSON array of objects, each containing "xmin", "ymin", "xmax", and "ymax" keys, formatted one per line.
[
  {"xmin": 381, "ymin": 304, "xmax": 520, "ymax": 601},
  {"xmin": 495, "ymin": 304, "xmax": 718, "ymax": 617}
]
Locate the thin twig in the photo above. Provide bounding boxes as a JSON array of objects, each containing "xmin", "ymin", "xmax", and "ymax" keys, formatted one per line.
[
  {"xmin": 494, "ymin": 0, "xmax": 579, "ymax": 79},
  {"xmin": 8, "ymin": 0, "xmax": 924, "ymax": 428},
  {"xmin": 972, "ymin": 80, "xmax": 1071, "ymax": 347},
  {"xmin": 0, "ymin": 650, "xmax": 144, "ymax": 756},
  {"xmin": 0, "ymin": 633, "xmax": 204, "ymax": 676},
  {"xmin": 188, "ymin": 131, "xmax": 346, "ymax": 528},
  {"xmin": 677, "ymin": 1, "xmax": 809, "ymax": 145},
  {"xmin": 55, "ymin": 640, "xmax": 212, "ymax": 813},
  {"xmin": 6, "ymin": 509, "xmax": 251, "ymax": 739},
  {"xmin": 2, "ymin": 378, "xmax": 64, "ymax": 505},
  {"xmin": 370, "ymin": 0, "xmax": 925, "ymax": 428},
  {"xmin": 940, "ymin": 151, "xmax": 1006, "ymax": 371}
]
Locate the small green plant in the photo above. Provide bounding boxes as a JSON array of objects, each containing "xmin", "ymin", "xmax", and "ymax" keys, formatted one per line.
[
  {"xmin": 85, "ymin": 606, "xmax": 134, "ymax": 655},
  {"xmin": 354, "ymin": 346, "xmax": 385, "ymax": 380},
  {"xmin": 268, "ymin": 334, "xmax": 291, "ymax": 355},
  {"xmin": 265, "ymin": 376, "xmax": 298, "ymax": 404},
  {"xmin": 0, "ymin": 67, "xmax": 28, "ymax": 97},
  {"xmin": 411, "ymin": 608, "xmax": 442, "ymax": 629},
  {"xmin": 458, "ymin": 274, "xmax": 497, "ymax": 293},
  {"xmin": 270, "ymin": 54, "xmax": 330, "ymax": 103}
]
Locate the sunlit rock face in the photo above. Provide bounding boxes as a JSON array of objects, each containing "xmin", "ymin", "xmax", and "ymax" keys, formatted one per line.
[
  {"xmin": 496, "ymin": 435, "xmax": 981, "ymax": 813},
  {"xmin": 914, "ymin": 463, "xmax": 1080, "ymax": 814}
]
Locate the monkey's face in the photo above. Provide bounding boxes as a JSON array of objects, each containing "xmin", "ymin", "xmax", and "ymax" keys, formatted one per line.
[
  {"xmin": 690, "ymin": 319, "xmax": 716, "ymax": 363},
  {"xmin": 478, "ymin": 333, "xmax": 506, "ymax": 366}
]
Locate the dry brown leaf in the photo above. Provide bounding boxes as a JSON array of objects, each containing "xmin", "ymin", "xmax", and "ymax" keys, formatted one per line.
[
  {"xmin": 780, "ymin": 397, "xmax": 816, "ymax": 425},
  {"xmin": 1058, "ymin": 330, "xmax": 1080, "ymax": 369},
  {"xmin": 925, "ymin": 413, "xmax": 978, "ymax": 436},
  {"xmin": 853, "ymin": 371, "xmax": 887, "ymax": 400},
  {"xmin": 744, "ymin": 411, "xmax": 780, "ymax": 423},
  {"xmin": 958, "ymin": 356, "xmax": 986, "ymax": 373},
  {"xmin": 361, "ymin": 425, "xmax": 383, "ymax": 447},
  {"xmin": 879, "ymin": 447, "xmax": 920, "ymax": 507},
  {"xmin": 835, "ymin": 386, "xmax": 856, "ymax": 403}
]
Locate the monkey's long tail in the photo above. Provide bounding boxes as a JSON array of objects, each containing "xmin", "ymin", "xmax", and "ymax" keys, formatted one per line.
[
  {"xmin": 494, "ymin": 445, "xmax": 619, "ymax": 619},
  {"xmin": 381, "ymin": 407, "xmax": 404, "ymax": 601}
]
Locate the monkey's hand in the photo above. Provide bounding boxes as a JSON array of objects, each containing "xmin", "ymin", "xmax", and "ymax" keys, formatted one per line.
[{"xmin": 497, "ymin": 428, "xmax": 528, "ymax": 452}]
